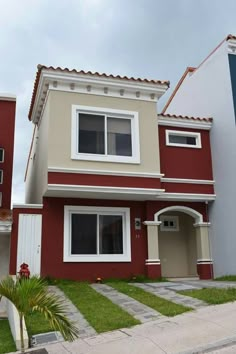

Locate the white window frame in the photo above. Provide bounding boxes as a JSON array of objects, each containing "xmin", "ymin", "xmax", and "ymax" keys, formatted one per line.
[
  {"xmin": 64, "ymin": 205, "xmax": 131, "ymax": 262},
  {"xmin": 0, "ymin": 148, "xmax": 4, "ymax": 163},
  {"xmin": 166, "ymin": 129, "xmax": 202, "ymax": 149},
  {"xmin": 0, "ymin": 170, "xmax": 3, "ymax": 184},
  {"xmin": 71, "ymin": 105, "xmax": 140, "ymax": 164},
  {"xmin": 160, "ymin": 215, "xmax": 179, "ymax": 232}
]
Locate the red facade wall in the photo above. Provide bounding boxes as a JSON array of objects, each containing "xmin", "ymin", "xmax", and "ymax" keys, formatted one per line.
[
  {"xmin": 158, "ymin": 126, "xmax": 213, "ymax": 180},
  {"xmin": 161, "ymin": 182, "xmax": 214, "ymax": 194},
  {"xmin": 0, "ymin": 99, "xmax": 16, "ymax": 209},
  {"xmin": 40, "ymin": 197, "xmax": 148, "ymax": 281},
  {"xmin": 48, "ymin": 172, "xmax": 162, "ymax": 189}
]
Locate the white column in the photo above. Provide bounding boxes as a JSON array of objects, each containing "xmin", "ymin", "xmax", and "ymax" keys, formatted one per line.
[{"xmin": 143, "ymin": 221, "xmax": 161, "ymax": 264}]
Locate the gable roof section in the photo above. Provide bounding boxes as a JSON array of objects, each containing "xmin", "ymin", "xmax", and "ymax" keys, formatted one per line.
[
  {"xmin": 28, "ymin": 64, "xmax": 170, "ymax": 121},
  {"xmin": 162, "ymin": 34, "xmax": 236, "ymax": 114}
]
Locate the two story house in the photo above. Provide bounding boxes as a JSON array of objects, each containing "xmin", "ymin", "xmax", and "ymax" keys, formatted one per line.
[
  {"xmin": 0, "ymin": 93, "xmax": 16, "ymax": 280},
  {"xmin": 10, "ymin": 65, "xmax": 215, "ymax": 281},
  {"xmin": 163, "ymin": 35, "xmax": 236, "ymax": 277}
]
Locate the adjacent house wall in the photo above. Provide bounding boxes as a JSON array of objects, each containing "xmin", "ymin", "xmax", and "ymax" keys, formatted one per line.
[
  {"xmin": 0, "ymin": 98, "xmax": 16, "ymax": 209},
  {"xmin": 47, "ymin": 90, "xmax": 161, "ymax": 174},
  {"xmin": 165, "ymin": 42, "xmax": 236, "ymax": 276}
]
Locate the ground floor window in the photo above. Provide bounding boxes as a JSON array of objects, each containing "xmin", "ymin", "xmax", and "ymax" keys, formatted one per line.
[{"xmin": 64, "ymin": 206, "xmax": 131, "ymax": 262}]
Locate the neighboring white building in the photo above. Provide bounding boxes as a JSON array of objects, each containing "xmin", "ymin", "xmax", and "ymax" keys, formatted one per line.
[{"xmin": 163, "ymin": 35, "xmax": 236, "ymax": 277}]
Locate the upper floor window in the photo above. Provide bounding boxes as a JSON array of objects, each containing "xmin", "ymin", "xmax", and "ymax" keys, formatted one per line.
[
  {"xmin": 71, "ymin": 105, "xmax": 140, "ymax": 163},
  {"xmin": 0, "ymin": 170, "xmax": 3, "ymax": 184},
  {"xmin": 0, "ymin": 148, "xmax": 4, "ymax": 162},
  {"xmin": 166, "ymin": 130, "xmax": 201, "ymax": 149}
]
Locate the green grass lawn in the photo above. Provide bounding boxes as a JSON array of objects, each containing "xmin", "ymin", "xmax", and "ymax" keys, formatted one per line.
[
  {"xmin": 105, "ymin": 275, "xmax": 168, "ymax": 283},
  {"xmin": 108, "ymin": 282, "xmax": 191, "ymax": 316},
  {"xmin": 57, "ymin": 280, "xmax": 140, "ymax": 333},
  {"xmin": 179, "ymin": 287, "xmax": 236, "ymax": 305},
  {"xmin": 214, "ymin": 275, "xmax": 236, "ymax": 281},
  {"xmin": 25, "ymin": 311, "xmax": 54, "ymax": 337},
  {"xmin": 0, "ymin": 320, "xmax": 16, "ymax": 354}
]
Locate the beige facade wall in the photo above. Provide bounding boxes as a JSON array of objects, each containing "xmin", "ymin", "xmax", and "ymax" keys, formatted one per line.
[
  {"xmin": 47, "ymin": 90, "xmax": 160, "ymax": 173},
  {"xmin": 25, "ymin": 100, "xmax": 49, "ymax": 203},
  {"xmin": 159, "ymin": 212, "xmax": 197, "ymax": 277}
]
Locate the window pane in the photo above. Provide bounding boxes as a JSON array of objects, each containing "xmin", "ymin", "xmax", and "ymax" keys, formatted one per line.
[
  {"xmin": 71, "ymin": 214, "xmax": 97, "ymax": 254},
  {"xmin": 107, "ymin": 118, "xmax": 132, "ymax": 156},
  {"xmin": 99, "ymin": 215, "xmax": 123, "ymax": 254},
  {"xmin": 169, "ymin": 134, "xmax": 196, "ymax": 145},
  {"xmin": 0, "ymin": 149, "xmax": 4, "ymax": 162},
  {"xmin": 79, "ymin": 113, "xmax": 105, "ymax": 154}
]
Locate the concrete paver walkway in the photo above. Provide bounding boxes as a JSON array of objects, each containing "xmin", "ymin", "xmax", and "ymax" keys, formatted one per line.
[
  {"xmin": 10, "ymin": 301, "xmax": 236, "ymax": 354},
  {"xmin": 91, "ymin": 283, "xmax": 164, "ymax": 323},
  {"xmin": 49, "ymin": 286, "xmax": 96, "ymax": 338},
  {"xmin": 133, "ymin": 282, "xmax": 207, "ymax": 309}
]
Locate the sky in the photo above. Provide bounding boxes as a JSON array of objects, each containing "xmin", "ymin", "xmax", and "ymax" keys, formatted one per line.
[{"xmin": 1, "ymin": 0, "xmax": 236, "ymax": 204}]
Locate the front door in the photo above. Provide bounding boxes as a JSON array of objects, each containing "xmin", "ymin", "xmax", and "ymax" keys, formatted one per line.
[{"xmin": 17, "ymin": 214, "xmax": 42, "ymax": 276}]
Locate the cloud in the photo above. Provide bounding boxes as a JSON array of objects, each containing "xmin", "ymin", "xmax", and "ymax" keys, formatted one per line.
[{"xmin": 1, "ymin": 0, "xmax": 236, "ymax": 203}]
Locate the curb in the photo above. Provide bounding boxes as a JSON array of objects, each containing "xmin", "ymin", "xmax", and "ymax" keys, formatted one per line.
[{"xmin": 176, "ymin": 335, "xmax": 236, "ymax": 354}]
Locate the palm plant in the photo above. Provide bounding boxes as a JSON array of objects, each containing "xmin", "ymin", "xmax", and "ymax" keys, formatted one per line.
[{"xmin": 0, "ymin": 276, "xmax": 79, "ymax": 353}]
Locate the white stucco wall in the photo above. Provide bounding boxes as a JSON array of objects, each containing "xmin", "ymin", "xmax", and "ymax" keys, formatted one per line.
[{"xmin": 165, "ymin": 42, "xmax": 236, "ymax": 276}]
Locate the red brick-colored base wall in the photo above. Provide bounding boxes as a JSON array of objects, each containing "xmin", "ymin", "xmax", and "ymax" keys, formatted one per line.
[
  {"xmin": 146, "ymin": 264, "xmax": 162, "ymax": 279},
  {"xmin": 197, "ymin": 263, "xmax": 214, "ymax": 280}
]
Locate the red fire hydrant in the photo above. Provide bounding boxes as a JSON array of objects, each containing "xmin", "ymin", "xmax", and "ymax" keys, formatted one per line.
[{"xmin": 18, "ymin": 263, "xmax": 30, "ymax": 279}]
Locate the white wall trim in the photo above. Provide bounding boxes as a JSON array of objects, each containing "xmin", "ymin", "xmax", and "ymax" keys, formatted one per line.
[
  {"xmin": 63, "ymin": 205, "xmax": 131, "ymax": 262},
  {"xmin": 47, "ymin": 184, "xmax": 165, "ymax": 195},
  {"xmin": 155, "ymin": 205, "xmax": 204, "ymax": 224},
  {"xmin": 161, "ymin": 177, "xmax": 214, "ymax": 185},
  {"xmin": 0, "ymin": 93, "xmax": 16, "ymax": 101},
  {"xmin": 143, "ymin": 221, "xmax": 162, "ymax": 226},
  {"xmin": 193, "ymin": 222, "xmax": 211, "ymax": 228},
  {"xmin": 145, "ymin": 259, "xmax": 161, "ymax": 265},
  {"xmin": 13, "ymin": 204, "xmax": 43, "ymax": 209},
  {"xmin": 48, "ymin": 166, "xmax": 164, "ymax": 178},
  {"xmin": 158, "ymin": 117, "xmax": 212, "ymax": 130},
  {"xmin": 0, "ymin": 221, "xmax": 12, "ymax": 232},
  {"xmin": 197, "ymin": 259, "xmax": 213, "ymax": 264},
  {"xmin": 156, "ymin": 192, "xmax": 216, "ymax": 201}
]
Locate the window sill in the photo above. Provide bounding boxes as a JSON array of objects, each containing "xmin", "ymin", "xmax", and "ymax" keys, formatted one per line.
[
  {"xmin": 63, "ymin": 255, "xmax": 131, "ymax": 262},
  {"xmin": 71, "ymin": 153, "xmax": 140, "ymax": 164}
]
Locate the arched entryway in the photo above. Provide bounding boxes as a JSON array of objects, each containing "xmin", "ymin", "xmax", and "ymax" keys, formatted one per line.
[{"xmin": 144, "ymin": 206, "xmax": 213, "ymax": 279}]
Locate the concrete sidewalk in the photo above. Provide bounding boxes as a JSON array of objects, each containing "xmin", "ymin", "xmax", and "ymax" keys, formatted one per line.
[{"xmin": 10, "ymin": 301, "xmax": 236, "ymax": 354}]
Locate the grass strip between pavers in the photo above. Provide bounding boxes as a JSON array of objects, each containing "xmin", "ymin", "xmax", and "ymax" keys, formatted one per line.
[
  {"xmin": 179, "ymin": 287, "xmax": 236, "ymax": 305},
  {"xmin": 0, "ymin": 319, "xmax": 16, "ymax": 354},
  {"xmin": 108, "ymin": 282, "xmax": 191, "ymax": 316},
  {"xmin": 214, "ymin": 275, "xmax": 236, "ymax": 282},
  {"xmin": 57, "ymin": 280, "xmax": 140, "ymax": 333},
  {"xmin": 25, "ymin": 311, "xmax": 54, "ymax": 337}
]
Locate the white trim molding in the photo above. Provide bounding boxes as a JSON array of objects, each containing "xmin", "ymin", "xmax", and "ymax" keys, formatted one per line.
[
  {"xmin": 71, "ymin": 105, "xmax": 140, "ymax": 164},
  {"xmin": 197, "ymin": 259, "xmax": 213, "ymax": 264},
  {"xmin": 46, "ymin": 184, "xmax": 165, "ymax": 196},
  {"xmin": 63, "ymin": 205, "xmax": 131, "ymax": 262},
  {"xmin": 48, "ymin": 166, "xmax": 164, "ymax": 179},
  {"xmin": 0, "ymin": 221, "xmax": 12, "ymax": 233},
  {"xmin": 31, "ymin": 69, "xmax": 168, "ymax": 123},
  {"xmin": 193, "ymin": 222, "xmax": 211, "ymax": 228},
  {"xmin": 158, "ymin": 116, "xmax": 212, "ymax": 130},
  {"xmin": 13, "ymin": 204, "xmax": 43, "ymax": 209},
  {"xmin": 155, "ymin": 205, "xmax": 204, "ymax": 224},
  {"xmin": 145, "ymin": 259, "xmax": 161, "ymax": 265},
  {"xmin": 0, "ymin": 93, "xmax": 16, "ymax": 102},
  {"xmin": 166, "ymin": 129, "xmax": 202, "ymax": 149},
  {"xmin": 161, "ymin": 177, "xmax": 214, "ymax": 185},
  {"xmin": 156, "ymin": 192, "xmax": 216, "ymax": 202},
  {"xmin": 143, "ymin": 221, "xmax": 162, "ymax": 226}
]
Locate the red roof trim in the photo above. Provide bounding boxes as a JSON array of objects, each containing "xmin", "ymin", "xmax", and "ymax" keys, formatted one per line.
[
  {"xmin": 159, "ymin": 113, "xmax": 212, "ymax": 122},
  {"xmin": 161, "ymin": 67, "xmax": 195, "ymax": 114},
  {"xmin": 28, "ymin": 65, "xmax": 170, "ymax": 121}
]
